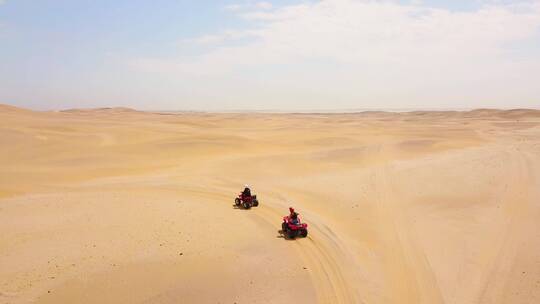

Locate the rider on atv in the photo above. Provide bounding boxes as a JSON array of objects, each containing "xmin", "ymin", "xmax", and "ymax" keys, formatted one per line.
[
  {"xmin": 242, "ymin": 184, "xmax": 251, "ymax": 199},
  {"xmin": 234, "ymin": 184, "xmax": 259, "ymax": 209},
  {"xmin": 282, "ymin": 206, "xmax": 308, "ymax": 238},
  {"xmin": 289, "ymin": 207, "xmax": 299, "ymax": 225}
]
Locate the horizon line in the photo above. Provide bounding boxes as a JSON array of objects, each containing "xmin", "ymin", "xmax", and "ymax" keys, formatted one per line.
[{"xmin": 2, "ymin": 103, "xmax": 540, "ymax": 114}]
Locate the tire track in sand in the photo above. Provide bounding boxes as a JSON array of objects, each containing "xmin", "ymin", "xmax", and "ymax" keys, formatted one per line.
[
  {"xmin": 372, "ymin": 164, "xmax": 445, "ymax": 304},
  {"xmin": 249, "ymin": 197, "xmax": 361, "ymax": 304},
  {"xmin": 476, "ymin": 144, "xmax": 537, "ymax": 303}
]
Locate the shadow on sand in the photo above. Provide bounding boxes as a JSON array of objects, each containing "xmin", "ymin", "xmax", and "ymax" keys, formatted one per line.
[
  {"xmin": 232, "ymin": 203, "xmax": 252, "ymax": 210},
  {"xmin": 277, "ymin": 229, "xmax": 297, "ymax": 241}
]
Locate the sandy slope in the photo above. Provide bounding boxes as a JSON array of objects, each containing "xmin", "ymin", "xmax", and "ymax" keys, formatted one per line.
[{"xmin": 1, "ymin": 105, "xmax": 540, "ymax": 304}]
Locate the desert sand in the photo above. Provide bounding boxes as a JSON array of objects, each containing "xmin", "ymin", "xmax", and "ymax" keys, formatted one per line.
[{"xmin": 1, "ymin": 104, "xmax": 540, "ymax": 304}]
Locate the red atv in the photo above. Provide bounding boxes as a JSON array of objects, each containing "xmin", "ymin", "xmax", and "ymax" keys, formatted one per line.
[
  {"xmin": 282, "ymin": 214, "xmax": 308, "ymax": 239},
  {"xmin": 234, "ymin": 193, "xmax": 259, "ymax": 209}
]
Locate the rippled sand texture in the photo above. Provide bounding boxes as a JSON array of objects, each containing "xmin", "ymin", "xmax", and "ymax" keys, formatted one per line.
[{"xmin": 1, "ymin": 104, "xmax": 540, "ymax": 304}]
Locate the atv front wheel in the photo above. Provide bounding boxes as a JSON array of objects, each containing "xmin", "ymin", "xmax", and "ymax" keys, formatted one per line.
[
  {"xmin": 300, "ymin": 229, "xmax": 308, "ymax": 238},
  {"xmin": 234, "ymin": 198, "xmax": 241, "ymax": 206},
  {"xmin": 243, "ymin": 202, "xmax": 251, "ymax": 209},
  {"xmin": 253, "ymin": 199, "xmax": 259, "ymax": 207},
  {"xmin": 282, "ymin": 222, "xmax": 287, "ymax": 232}
]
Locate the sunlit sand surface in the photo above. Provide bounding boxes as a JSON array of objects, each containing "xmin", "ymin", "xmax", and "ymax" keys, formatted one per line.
[{"xmin": 1, "ymin": 104, "xmax": 540, "ymax": 303}]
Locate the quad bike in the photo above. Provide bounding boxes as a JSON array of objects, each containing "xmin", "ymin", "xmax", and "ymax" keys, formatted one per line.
[
  {"xmin": 282, "ymin": 215, "xmax": 308, "ymax": 239},
  {"xmin": 234, "ymin": 193, "xmax": 259, "ymax": 209}
]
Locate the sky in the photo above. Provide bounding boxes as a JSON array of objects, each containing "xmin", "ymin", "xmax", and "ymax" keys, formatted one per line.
[{"xmin": 0, "ymin": 0, "xmax": 539, "ymax": 111}]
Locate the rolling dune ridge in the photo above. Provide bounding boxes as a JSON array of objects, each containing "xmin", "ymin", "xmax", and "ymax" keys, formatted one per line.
[{"xmin": 1, "ymin": 105, "xmax": 540, "ymax": 304}]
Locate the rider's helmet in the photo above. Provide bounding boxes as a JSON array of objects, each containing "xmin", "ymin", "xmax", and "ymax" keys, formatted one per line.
[{"xmin": 289, "ymin": 207, "xmax": 295, "ymax": 213}]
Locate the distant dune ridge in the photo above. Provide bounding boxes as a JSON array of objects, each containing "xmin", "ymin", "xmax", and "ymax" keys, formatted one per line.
[
  {"xmin": 0, "ymin": 104, "xmax": 34, "ymax": 113},
  {"xmin": 60, "ymin": 107, "xmax": 140, "ymax": 114},
  {"xmin": 3, "ymin": 103, "xmax": 540, "ymax": 117},
  {"xmin": 1, "ymin": 103, "xmax": 540, "ymax": 304}
]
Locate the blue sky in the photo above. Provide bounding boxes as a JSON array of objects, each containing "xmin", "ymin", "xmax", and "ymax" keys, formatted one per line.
[{"xmin": 1, "ymin": 0, "xmax": 539, "ymax": 110}]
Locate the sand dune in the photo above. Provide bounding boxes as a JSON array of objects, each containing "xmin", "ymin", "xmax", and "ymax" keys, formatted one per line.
[{"xmin": 1, "ymin": 105, "xmax": 540, "ymax": 303}]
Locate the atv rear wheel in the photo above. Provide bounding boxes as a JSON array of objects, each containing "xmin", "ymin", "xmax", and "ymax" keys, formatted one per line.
[
  {"xmin": 253, "ymin": 199, "xmax": 259, "ymax": 207},
  {"xmin": 281, "ymin": 222, "xmax": 287, "ymax": 232},
  {"xmin": 287, "ymin": 229, "xmax": 297, "ymax": 239},
  {"xmin": 243, "ymin": 202, "xmax": 251, "ymax": 209}
]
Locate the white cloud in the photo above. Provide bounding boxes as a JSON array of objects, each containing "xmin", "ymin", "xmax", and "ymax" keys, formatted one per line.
[
  {"xmin": 182, "ymin": 29, "xmax": 262, "ymax": 45},
  {"xmin": 131, "ymin": 0, "xmax": 540, "ymax": 109},
  {"xmin": 225, "ymin": 1, "xmax": 273, "ymax": 12},
  {"xmin": 224, "ymin": 3, "xmax": 243, "ymax": 11},
  {"xmin": 256, "ymin": 2, "xmax": 273, "ymax": 10}
]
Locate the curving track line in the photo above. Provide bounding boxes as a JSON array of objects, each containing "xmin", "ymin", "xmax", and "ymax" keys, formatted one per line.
[{"xmin": 249, "ymin": 197, "xmax": 361, "ymax": 304}]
